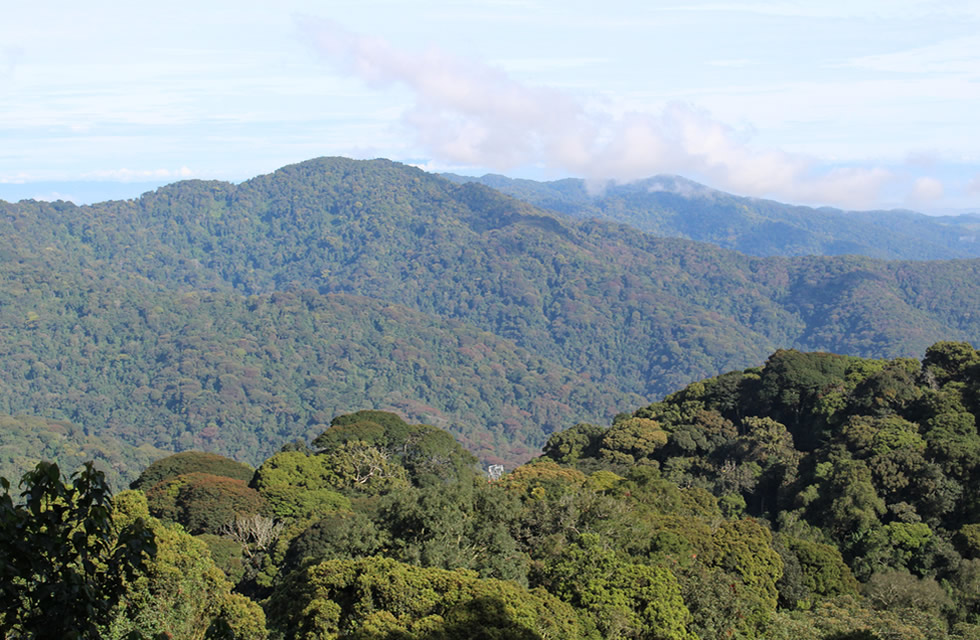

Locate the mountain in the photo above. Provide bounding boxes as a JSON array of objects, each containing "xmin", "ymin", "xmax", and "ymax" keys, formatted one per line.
[
  {"xmin": 443, "ymin": 172, "xmax": 980, "ymax": 260},
  {"xmin": 1, "ymin": 157, "xmax": 979, "ymax": 479}
]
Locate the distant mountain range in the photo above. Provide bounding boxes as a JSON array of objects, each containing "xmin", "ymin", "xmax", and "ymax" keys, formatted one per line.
[
  {"xmin": 1, "ymin": 157, "xmax": 978, "ymax": 480},
  {"xmin": 444, "ymin": 172, "xmax": 980, "ymax": 260}
]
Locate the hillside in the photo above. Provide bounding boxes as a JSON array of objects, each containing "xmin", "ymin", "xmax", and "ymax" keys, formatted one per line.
[
  {"xmin": 444, "ymin": 172, "xmax": 980, "ymax": 260},
  {"xmin": 2, "ymin": 156, "xmax": 979, "ymax": 479},
  {"xmin": 0, "ymin": 277, "xmax": 635, "ymax": 469}
]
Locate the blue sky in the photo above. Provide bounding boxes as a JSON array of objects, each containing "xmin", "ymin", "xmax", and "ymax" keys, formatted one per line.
[{"xmin": 2, "ymin": 1, "xmax": 978, "ymax": 213}]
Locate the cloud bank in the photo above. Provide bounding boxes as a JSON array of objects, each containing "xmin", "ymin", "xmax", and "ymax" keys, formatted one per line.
[{"xmin": 298, "ymin": 17, "xmax": 894, "ymax": 209}]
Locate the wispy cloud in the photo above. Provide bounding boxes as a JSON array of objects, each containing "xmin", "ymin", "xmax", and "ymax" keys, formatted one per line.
[
  {"xmin": 909, "ymin": 176, "xmax": 945, "ymax": 206},
  {"xmin": 652, "ymin": 1, "xmax": 966, "ymax": 20},
  {"xmin": 845, "ymin": 35, "xmax": 980, "ymax": 76},
  {"xmin": 82, "ymin": 167, "xmax": 193, "ymax": 182},
  {"xmin": 968, "ymin": 173, "xmax": 980, "ymax": 195},
  {"xmin": 0, "ymin": 172, "xmax": 30, "ymax": 184},
  {"xmin": 705, "ymin": 58, "xmax": 754, "ymax": 68},
  {"xmin": 2, "ymin": 46, "xmax": 22, "ymax": 77},
  {"xmin": 297, "ymin": 17, "xmax": 894, "ymax": 209},
  {"xmin": 32, "ymin": 191, "xmax": 79, "ymax": 203}
]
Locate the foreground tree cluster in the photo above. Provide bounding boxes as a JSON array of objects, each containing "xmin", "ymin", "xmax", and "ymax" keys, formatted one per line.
[{"xmin": 2, "ymin": 342, "xmax": 979, "ymax": 639}]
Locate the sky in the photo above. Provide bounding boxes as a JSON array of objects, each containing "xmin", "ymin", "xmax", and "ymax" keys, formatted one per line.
[{"xmin": 1, "ymin": 1, "xmax": 979, "ymax": 213}]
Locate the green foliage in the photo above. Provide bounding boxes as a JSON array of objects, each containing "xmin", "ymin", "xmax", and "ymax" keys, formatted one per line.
[
  {"xmin": 197, "ymin": 533, "xmax": 246, "ymax": 584},
  {"xmin": 266, "ymin": 556, "xmax": 586, "ymax": 640},
  {"xmin": 541, "ymin": 422, "xmax": 605, "ymax": 464},
  {"xmin": 0, "ymin": 413, "xmax": 170, "ymax": 492},
  {"xmin": 777, "ymin": 534, "xmax": 859, "ymax": 600},
  {"xmin": 80, "ymin": 360, "xmax": 980, "ymax": 637},
  {"xmin": 527, "ymin": 342, "xmax": 980, "ymax": 634},
  {"xmin": 131, "ymin": 451, "xmax": 254, "ymax": 491},
  {"xmin": 250, "ymin": 450, "xmax": 354, "ymax": 520},
  {"xmin": 954, "ymin": 523, "xmax": 980, "ymax": 558},
  {"xmin": 535, "ymin": 532, "xmax": 696, "ymax": 640},
  {"xmin": 862, "ymin": 570, "xmax": 952, "ymax": 617},
  {"xmin": 923, "ymin": 341, "xmax": 980, "ymax": 384},
  {"xmin": 252, "ymin": 445, "xmax": 401, "ymax": 514},
  {"xmin": 145, "ymin": 472, "xmax": 266, "ymax": 534},
  {"xmin": 497, "ymin": 458, "xmax": 587, "ymax": 497},
  {"xmin": 314, "ymin": 411, "xmax": 479, "ymax": 487},
  {"xmin": 377, "ymin": 480, "xmax": 528, "ymax": 584},
  {"xmin": 0, "ymin": 462, "xmax": 156, "ymax": 640},
  {"xmin": 756, "ymin": 349, "xmax": 855, "ymax": 449},
  {"xmin": 282, "ymin": 511, "xmax": 386, "ymax": 574},
  {"xmin": 598, "ymin": 417, "xmax": 668, "ymax": 465},
  {"xmin": 3, "ymin": 155, "xmax": 980, "ymax": 637},
  {"xmin": 673, "ymin": 561, "xmax": 774, "ymax": 640},
  {"xmin": 105, "ymin": 490, "xmax": 267, "ymax": 640},
  {"xmin": 767, "ymin": 594, "xmax": 954, "ymax": 640}
]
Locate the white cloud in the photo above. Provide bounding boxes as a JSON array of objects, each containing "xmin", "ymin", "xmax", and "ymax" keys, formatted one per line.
[
  {"xmin": 2, "ymin": 46, "xmax": 22, "ymax": 76},
  {"xmin": 655, "ymin": 0, "xmax": 968, "ymax": 20},
  {"xmin": 967, "ymin": 173, "xmax": 980, "ymax": 195},
  {"xmin": 82, "ymin": 166, "xmax": 193, "ymax": 182},
  {"xmin": 33, "ymin": 191, "xmax": 79, "ymax": 203},
  {"xmin": 845, "ymin": 35, "xmax": 980, "ymax": 76},
  {"xmin": 909, "ymin": 176, "xmax": 945, "ymax": 205},
  {"xmin": 0, "ymin": 172, "xmax": 30, "ymax": 184},
  {"xmin": 706, "ymin": 58, "xmax": 754, "ymax": 68},
  {"xmin": 298, "ymin": 17, "xmax": 894, "ymax": 209}
]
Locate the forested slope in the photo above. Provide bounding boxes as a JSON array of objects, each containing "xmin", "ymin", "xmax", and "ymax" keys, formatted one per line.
[
  {"xmin": 445, "ymin": 171, "xmax": 980, "ymax": 259},
  {"xmin": 0, "ymin": 281, "xmax": 634, "ymax": 469},
  {"xmin": 2, "ymin": 157, "xmax": 979, "ymax": 478}
]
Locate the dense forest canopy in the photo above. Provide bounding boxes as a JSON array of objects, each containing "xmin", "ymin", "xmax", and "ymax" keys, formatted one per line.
[
  {"xmin": 1, "ymin": 157, "xmax": 979, "ymax": 480},
  {"xmin": 4, "ymin": 343, "xmax": 978, "ymax": 638}
]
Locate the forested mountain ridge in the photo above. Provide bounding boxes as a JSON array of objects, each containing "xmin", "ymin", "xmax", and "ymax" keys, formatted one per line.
[
  {"xmin": 444, "ymin": 171, "xmax": 980, "ymax": 260},
  {"xmin": 1, "ymin": 156, "xmax": 979, "ymax": 481}
]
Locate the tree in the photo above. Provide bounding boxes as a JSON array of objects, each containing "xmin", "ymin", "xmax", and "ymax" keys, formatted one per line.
[
  {"xmin": 922, "ymin": 341, "xmax": 980, "ymax": 384},
  {"xmin": 776, "ymin": 534, "xmax": 858, "ymax": 600},
  {"xmin": 144, "ymin": 472, "xmax": 267, "ymax": 534},
  {"xmin": 130, "ymin": 451, "xmax": 254, "ymax": 491},
  {"xmin": 265, "ymin": 556, "xmax": 585, "ymax": 640},
  {"xmin": 542, "ymin": 422, "xmax": 605, "ymax": 464},
  {"xmin": 105, "ymin": 490, "xmax": 267, "ymax": 640},
  {"xmin": 0, "ymin": 461, "xmax": 156, "ymax": 640},
  {"xmin": 312, "ymin": 412, "xmax": 479, "ymax": 487},
  {"xmin": 598, "ymin": 417, "xmax": 669, "ymax": 465},
  {"xmin": 535, "ymin": 532, "xmax": 696, "ymax": 640}
]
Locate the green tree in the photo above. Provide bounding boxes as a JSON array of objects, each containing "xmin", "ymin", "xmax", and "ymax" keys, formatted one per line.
[
  {"xmin": 377, "ymin": 480, "xmax": 528, "ymax": 584},
  {"xmin": 145, "ymin": 472, "xmax": 267, "ymax": 534},
  {"xmin": 598, "ymin": 417, "xmax": 669, "ymax": 465},
  {"xmin": 0, "ymin": 462, "xmax": 156, "ymax": 640},
  {"xmin": 922, "ymin": 341, "xmax": 980, "ymax": 384},
  {"xmin": 542, "ymin": 422, "xmax": 605, "ymax": 464},
  {"xmin": 536, "ymin": 533, "xmax": 695, "ymax": 640},
  {"xmin": 776, "ymin": 534, "xmax": 858, "ymax": 600},
  {"xmin": 266, "ymin": 556, "xmax": 585, "ymax": 640},
  {"xmin": 105, "ymin": 490, "xmax": 267, "ymax": 640},
  {"xmin": 130, "ymin": 451, "xmax": 254, "ymax": 491}
]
